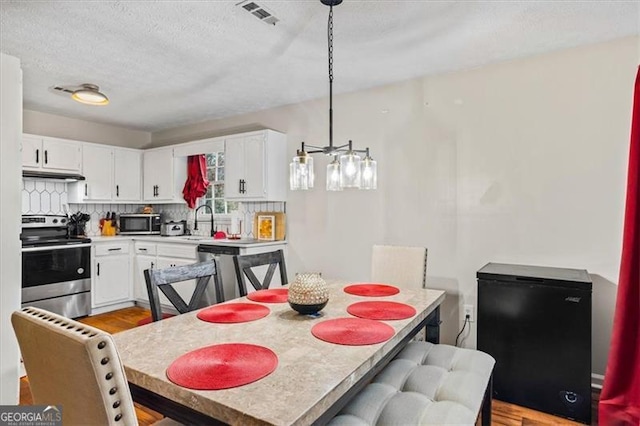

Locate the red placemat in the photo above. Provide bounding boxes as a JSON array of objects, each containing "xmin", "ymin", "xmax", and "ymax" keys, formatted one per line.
[
  {"xmin": 311, "ymin": 318, "xmax": 395, "ymax": 346},
  {"xmin": 137, "ymin": 313, "xmax": 175, "ymax": 326},
  {"xmin": 197, "ymin": 303, "xmax": 270, "ymax": 323},
  {"xmin": 247, "ymin": 288, "xmax": 288, "ymax": 303},
  {"xmin": 344, "ymin": 283, "xmax": 400, "ymax": 297},
  {"xmin": 347, "ymin": 301, "xmax": 416, "ymax": 320},
  {"xmin": 166, "ymin": 343, "xmax": 278, "ymax": 390}
]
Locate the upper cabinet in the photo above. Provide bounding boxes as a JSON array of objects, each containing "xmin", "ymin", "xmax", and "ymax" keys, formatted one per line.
[
  {"xmin": 82, "ymin": 144, "xmax": 114, "ymax": 201},
  {"xmin": 224, "ymin": 130, "xmax": 287, "ymax": 201},
  {"xmin": 69, "ymin": 144, "xmax": 142, "ymax": 203},
  {"xmin": 143, "ymin": 147, "xmax": 187, "ymax": 203},
  {"xmin": 114, "ymin": 148, "xmax": 142, "ymax": 201},
  {"xmin": 22, "ymin": 134, "xmax": 82, "ymax": 173}
]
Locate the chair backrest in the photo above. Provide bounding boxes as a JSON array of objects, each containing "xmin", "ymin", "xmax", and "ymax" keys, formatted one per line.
[
  {"xmin": 11, "ymin": 307, "xmax": 137, "ymax": 426},
  {"xmin": 144, "ymin": 260, "xmax": 223, "ymax": 322},
  {"xmin": 371, "ymin": 245, "xmax": 428, "ymax": 289},
  {"xmin": 233, "ymin": 249, "xmax": 288, "ymax": 297}
]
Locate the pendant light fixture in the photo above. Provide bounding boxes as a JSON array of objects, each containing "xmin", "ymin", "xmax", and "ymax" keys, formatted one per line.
[{"xmin": 289, "ymin": 0, "xmax": 377, "ymax": 191}]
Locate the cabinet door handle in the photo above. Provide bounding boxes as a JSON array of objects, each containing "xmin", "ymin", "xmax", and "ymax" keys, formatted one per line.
[
  {"xmin": 116, "ymin": 185, "xmax": 119, "ymax": 197},
  {"xmin": 35, "ymin": 149, "xmax": 39, "ymax": 164},
  {"xmin": 108, "ymin": 247, "xmax": 122, "ymax": 252},
  {"xmin": 156, "ymin": 185, "xmax": 159, "ymax": 197},
  {"xmin": 97, "ymin": 262, "xmax": 100, "ymax": 276},
  {"xmin": 85, "ymin": 184, "xmax": 88, "ymax": 196},
  {"xmin": 151, "ymin": 262, "xmax": 154, "ymax": 269},
  {"xmin": 238, "ymin": 180, "xmax": 242, "ymax": 194},
  {"xmin": 139, "ymin": 248, "xmax": 147, "ymax": 252},
  {"xmin": 44, "ymin": 150, "xmax": 48, "ymax": 164}
]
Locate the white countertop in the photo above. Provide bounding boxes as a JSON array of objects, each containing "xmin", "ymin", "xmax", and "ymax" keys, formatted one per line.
[{"xmin": 90, "ymin": 235, "xmax": 287, "ymax": 248}]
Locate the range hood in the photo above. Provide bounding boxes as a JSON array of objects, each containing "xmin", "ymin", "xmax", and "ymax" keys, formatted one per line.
[{"xmin": 22, "ymin": 170, "xmax": 86, "ymax": 181}]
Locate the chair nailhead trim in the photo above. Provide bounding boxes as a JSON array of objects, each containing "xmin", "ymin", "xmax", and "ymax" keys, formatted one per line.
[
  {"xmin": 113, "ymin": 400, "xmax": 120, "ymax": 408},
  {"xmin": 106, "ymin": 372, "xmax": 113, "ymax": 380},
  {"xmin": 98, "ymin": 341, "xmax": 107, "ymax": 349},
  {"xmin": 114, "ymin": 413, "xmax": 122, "ymax": 422},
  {"xmin": 109, "ymin": 387, "xmax": 117, "ymax": 395},
  {"xmin": 101, "ymin": 357, "xmax": 110, "ymax": 365}
]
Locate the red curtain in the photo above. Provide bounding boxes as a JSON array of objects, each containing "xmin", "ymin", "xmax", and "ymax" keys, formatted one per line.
[
  {"xmin": 182, "ymin": 154, "xmax": 209, "ymax": 209},
  {"xmin": 599, "ymin": 66, "xmax": 640, "ymax": 425}
]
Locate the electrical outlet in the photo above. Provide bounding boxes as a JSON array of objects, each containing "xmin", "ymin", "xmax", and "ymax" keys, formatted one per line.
[{"xmin": 463, "ymin": 304, "xmax": 474, "ymax": 322}]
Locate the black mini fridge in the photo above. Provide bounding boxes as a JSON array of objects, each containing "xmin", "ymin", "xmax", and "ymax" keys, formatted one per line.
[{"xmin": 477, "ymin": 263, "xmax": 592, "ymax": 424}]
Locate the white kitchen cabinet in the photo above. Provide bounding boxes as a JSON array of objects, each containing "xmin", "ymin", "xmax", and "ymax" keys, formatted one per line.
[
  {"xmin": 132, "ymin": 242, "xmax": 198, "ymax": 311},
  {"xmin": 143, "ymin": 147, "xmax": 187, "ymax": 203},
  {"xmin": 114, "ymin": 148, "xmax": 142, "ymax": 201},
  {"xmin": 224, "ymin": 130, "xmax": 287, "ymax": 201},
  {"xmin": 81, "ymin": 144, "xmax": 113, "ymax": 201},
  {"xmin": 93, "ymin": 242, "xmax": 132, "ymax": 308},
  {"xmin": 134, "ymin": 255, "xmax": 156, "ymax": 302},
  {"xmin": 69, "ymin": 144, "xmax": 143, "ymax": 203},
  {"xmin": 22, "ymin": 134, "xmax": 82, "ymax": 173}
]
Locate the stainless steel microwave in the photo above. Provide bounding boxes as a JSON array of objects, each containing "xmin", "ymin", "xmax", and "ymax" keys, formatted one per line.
[{"xmin": 119, "ymin": 214, "xmax": 162, "ymax": 235}]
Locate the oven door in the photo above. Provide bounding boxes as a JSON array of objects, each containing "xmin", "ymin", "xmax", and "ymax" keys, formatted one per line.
[{"xmin": 22, "ymin": 244, "xmax": 91, "ymax": 297}]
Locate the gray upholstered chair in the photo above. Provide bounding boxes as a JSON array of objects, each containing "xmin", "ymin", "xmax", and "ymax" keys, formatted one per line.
[
  {"xmin": 371, "ymin": 244, "xmax": 428, "ymax": 289},
  {"xmin": 144, "ymin": 260, "xmax": 223, "ymax": 322},
  {"xmin": 233, "ymin": 249, "xmax": 288, "ymax": 297},
  {"xmin": 371, "ymin": 245, "xmax": 440, "ymax": 342},
  {"xmin": 11, "ymin": 307, "xmax": 180, "ymax": 426}
]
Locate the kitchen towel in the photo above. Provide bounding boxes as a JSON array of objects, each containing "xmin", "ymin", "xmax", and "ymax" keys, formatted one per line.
[
  {"xmin": 166, "ymin": 343, "xmax": 278, "ymax": 390},
  {"xmin": 182, "ymin": 154, "xmax": 209, "ymax": 209}
]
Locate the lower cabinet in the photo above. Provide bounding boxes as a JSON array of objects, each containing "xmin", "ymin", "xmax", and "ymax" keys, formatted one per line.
[
  {"xmin": 133, "ymin": 242, "xmax": 198, "ymax": 311},
  {"xmin": 93, "ymin": 242, "xmax": 132, "ymax": 308}
]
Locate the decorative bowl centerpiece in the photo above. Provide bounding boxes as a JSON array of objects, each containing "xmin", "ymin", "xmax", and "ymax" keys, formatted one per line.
[{"xmin": 288, "ymin": 272, "xmax": 329, "ymax": 315}]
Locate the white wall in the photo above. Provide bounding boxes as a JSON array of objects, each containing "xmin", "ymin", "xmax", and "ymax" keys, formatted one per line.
[
  {"xmin": 23, "ymin": 109, "xmax": 151, "ymax": 148},
  {"xmin": 0, "ymin": 53, "xmax": 23, "ymax": 404},
  {"xmin": 153, "ymin": 36, "xmax": 638, "ymax": 377}
]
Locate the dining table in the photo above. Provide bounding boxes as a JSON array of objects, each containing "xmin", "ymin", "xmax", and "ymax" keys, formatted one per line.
[{"xmin": 112, "ymin": 279, "xmax": 446, "ymax": 426}]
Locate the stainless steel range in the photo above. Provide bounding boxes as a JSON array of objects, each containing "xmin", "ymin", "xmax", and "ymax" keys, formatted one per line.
[{"xmin": 21, "ymin": 215, "xmax": 92, "ymax": 318}]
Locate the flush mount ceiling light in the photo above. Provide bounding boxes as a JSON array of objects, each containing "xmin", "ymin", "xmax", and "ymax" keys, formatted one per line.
[
  {"xmin": 54, "ymin": 84, "xmax": 109, "ymax": 106},
  {"xmin": 289, "ymin": 0, "xmax": 377, "ymax": 191}
]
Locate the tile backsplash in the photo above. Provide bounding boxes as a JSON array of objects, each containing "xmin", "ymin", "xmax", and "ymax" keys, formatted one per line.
[{"xmin": 22, "ymin": 179, "xmax": 285, "ymax": 238}]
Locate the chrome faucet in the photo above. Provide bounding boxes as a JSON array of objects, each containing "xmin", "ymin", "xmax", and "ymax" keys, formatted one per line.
[{"xmin": 193, "ymin": 204, "xmax": 214, "ymax": 237}]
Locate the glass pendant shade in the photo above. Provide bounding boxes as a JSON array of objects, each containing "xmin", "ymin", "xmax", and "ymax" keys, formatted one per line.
[
  {"xmin": 326, "ymin": 157, "xmax": 342, "ymax": 191},
  {"xmin": 289, "ymin": 153, "xmax": 314, "ymax": 190},
  {"xmin": 360, "ymin": 156, "xmax": 377, "ymax": 190},
  {"xmin": 339, "ymin": 151, "xmax": 361, "ymax": 188}
]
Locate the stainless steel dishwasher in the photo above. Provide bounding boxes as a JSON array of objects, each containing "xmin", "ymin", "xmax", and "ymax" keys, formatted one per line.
[{"xmin": 197, "ymin": 245, "xmax": 241, "ymax": 303}]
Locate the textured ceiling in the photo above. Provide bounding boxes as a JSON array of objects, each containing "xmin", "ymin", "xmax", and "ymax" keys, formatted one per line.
[{"xmin": 1, "ymin": 1, "xmax": 638, "ymax": 132}]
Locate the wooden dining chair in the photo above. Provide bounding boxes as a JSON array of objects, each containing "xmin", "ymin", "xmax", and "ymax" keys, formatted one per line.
[
  {"xmin": 11, "ymin": 307, "xmax": 180, "ymax": 426},
  {"xmin": 144, "ymin": 260, "xmax": 224, "ymax": 322},
  {"xmin": 233, "ymin": 249, "xmax": 288, "ymax": 297}
]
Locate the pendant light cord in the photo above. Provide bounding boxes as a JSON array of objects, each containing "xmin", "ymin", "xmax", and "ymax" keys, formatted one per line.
[{"xmin": 328, "ymin": 4, "xmax": 334, "ymax": 149}]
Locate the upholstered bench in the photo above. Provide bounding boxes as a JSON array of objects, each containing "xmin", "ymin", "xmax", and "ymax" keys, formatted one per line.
[{"xmin": 329, "ymin": 342, "xmax": 495, "ymax": 425}]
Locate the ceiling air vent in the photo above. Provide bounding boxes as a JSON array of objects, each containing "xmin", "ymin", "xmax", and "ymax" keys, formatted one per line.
[{"xmin": 236, "ymin": 1, "xmax": 279, "ymax": 26}]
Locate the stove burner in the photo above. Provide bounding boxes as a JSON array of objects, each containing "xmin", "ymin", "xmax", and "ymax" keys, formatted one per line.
[{"xmin": 21, "ymin": 214, "xmax": 91, "ymax": 248}]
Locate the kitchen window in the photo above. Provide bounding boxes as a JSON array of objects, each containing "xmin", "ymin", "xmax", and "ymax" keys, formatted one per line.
[{"xmin": 199, "ymin": 152, "xmax": 238, "ymax": 214}]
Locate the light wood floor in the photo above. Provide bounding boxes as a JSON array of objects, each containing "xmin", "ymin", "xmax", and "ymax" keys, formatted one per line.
[{"xmin": 20, "ymin": 306, "xmax": 599, "ymax": 425}]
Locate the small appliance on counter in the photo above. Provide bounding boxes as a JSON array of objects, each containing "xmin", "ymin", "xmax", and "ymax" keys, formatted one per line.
[
  {"xmin": 119, "ymin": 213, "xmax": 162, "ymax": 235},
  {"xmin": 161, "ymin": 220, "xmax": 187, "ymax": 237}
]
